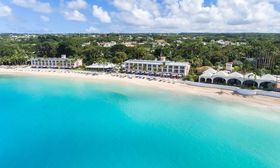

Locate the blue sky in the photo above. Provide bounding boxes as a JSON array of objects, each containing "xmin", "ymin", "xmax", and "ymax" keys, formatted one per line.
[{"xmin": 0, "ymin": 0, "xmax": 280, "ymax": 33}]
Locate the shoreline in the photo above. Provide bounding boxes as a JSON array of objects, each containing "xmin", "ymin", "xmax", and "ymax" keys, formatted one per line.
[{"xmin": 1, "ymin": 68, "xmax": 280, "ymax": 111}]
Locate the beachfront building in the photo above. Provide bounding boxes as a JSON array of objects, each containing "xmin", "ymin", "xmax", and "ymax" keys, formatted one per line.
[
  {"xmin": 257, "ymin": 74, "xmax": 278, "ymax": 89},
  {"xmin": 277, "ymin": 77, "xmax": 280, "ymax": 91},
  {"xmin": 199, "ymin": 68, "xmax": 277, "ymax": 90},
  {"xmin": 124, "ymin": 57, "xmax": 191, "ymax": 77},
  {"xmin": 86, "ymin": 63, "xmax": 116, "ymax": 72},
  {"xmin": 31, "ymin": 55, "xmax": 83, "ymax": 69},
  {"xmin": 225, "ymin": 62, "xmax": 233, "ymax": 71},
  {"xmin": 97, "ymin": 41, "xmax": 117, "ymax": 47},
  {"xmin": 199, "ymin": 68, "xmax": 217, "ymax": 83}
]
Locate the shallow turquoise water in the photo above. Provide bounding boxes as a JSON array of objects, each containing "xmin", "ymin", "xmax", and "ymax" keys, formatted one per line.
[{"xmin": 0, "ymin": 75, "xmax": 280, "ymax": 168}]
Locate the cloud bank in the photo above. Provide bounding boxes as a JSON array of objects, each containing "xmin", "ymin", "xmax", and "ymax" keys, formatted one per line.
[
  {"xmin": 108, "ymin": 0, "xmax": 280, "ymax": 32},
  {"xmin": 3, "ymin": 0, "xmax": 280, "ymax": 33}
]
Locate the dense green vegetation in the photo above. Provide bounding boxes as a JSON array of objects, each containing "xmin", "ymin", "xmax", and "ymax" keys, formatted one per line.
[{"xmin": 0, "ymin": 33, "xmax": 280, "ymax": 78}]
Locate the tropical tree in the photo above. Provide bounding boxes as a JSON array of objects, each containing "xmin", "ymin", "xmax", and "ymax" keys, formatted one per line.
[{"xmin": 112, "ymin": 51, "xmax": 128, "ymax": 64}]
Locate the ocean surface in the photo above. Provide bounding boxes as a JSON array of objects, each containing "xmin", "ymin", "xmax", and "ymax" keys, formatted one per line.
[{"xmin": 0, "ymin": 75, "xmax": 280, "ymax": 168}]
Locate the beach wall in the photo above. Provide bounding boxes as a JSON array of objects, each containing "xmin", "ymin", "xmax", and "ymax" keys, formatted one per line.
[
  {"xmin": 182, "ymin": 81, "xmax": 239, "ymax": 91},
  {"xmin": 256, "ymin": 90, "xmax": 280, "ymax": 98},
  {"xmin": 183, "ymin": 80, "xmax": 280, "ymax": 98}
]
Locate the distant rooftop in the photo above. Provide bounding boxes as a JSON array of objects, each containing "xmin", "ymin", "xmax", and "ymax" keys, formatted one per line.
[
  {"xmin": 31, "ymin": 54, "xmax": 76, "ymax": 61},
  {"xmin": 31, "ymin": 57, "xmax": 75, "ymax": 61},
  {"xmin": 124, "ymin": 59, "xmax": 189, "ymax": 66}
]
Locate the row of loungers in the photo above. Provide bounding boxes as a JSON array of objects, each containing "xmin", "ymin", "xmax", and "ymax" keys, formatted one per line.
[
  {"xmin": 111, "ymin": 73, "xmax": 177, "ymax": 84},
  {"xmin": 15, "ymin": 68, "xmax": 99, "ymax": 76},
  {"xmin": 124, "ymin": 71, "xmax": 183, "ymax": 78}
]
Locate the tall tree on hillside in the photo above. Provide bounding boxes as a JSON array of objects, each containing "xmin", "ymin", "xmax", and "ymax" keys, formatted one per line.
[
  {"xmin": 82, "ymin": 46, "xmax": 104, "ymax": 65},
  {"xmin": 110, "ymin": 44, "xmax": 127, "ymax": 55},
  {"xmin": 246, "ymin": 40, "xmax": 280, "ymax": 69},
  {"xmin": 112, "ymin": 52, "xmax": 128, "ymax": 64},
  {"xmin": 57, "ymin": 40, "xmax": 79, "ymax": 58},
  {"xmin": 35, "ymin": 42, "xmax": 57, "ymax": 58}
]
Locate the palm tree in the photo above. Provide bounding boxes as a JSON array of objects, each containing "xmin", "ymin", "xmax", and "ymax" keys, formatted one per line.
[
  {"xmin": 132, "ymin": 64, "xmax": 137, "ymax": 72},
  {"xmin": 158, "ymin": 64, "xmax": 163, "ymax": 74},
  {"xmin": 161, "ymin": 62, "xmax": 167, "ymax": 76},
  {"xmin": 57, "ymin": 61, "xmax": 62, "ymax": 69},
  {"xmin": 143, "ymin": 64, "xmax": 147, "ymax": 73}
]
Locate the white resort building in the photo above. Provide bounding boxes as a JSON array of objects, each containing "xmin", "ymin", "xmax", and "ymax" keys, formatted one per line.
[
  {"xmin": 124, "ymin": 57, "xmax": 191, "ymax": 77},
  {"xmin": 199, "ymin": 68, "xmax": 278, "ymax": 90},
  {"xmin": 31, "ymin": 55, "xmax": 83, "ymax": 69}
]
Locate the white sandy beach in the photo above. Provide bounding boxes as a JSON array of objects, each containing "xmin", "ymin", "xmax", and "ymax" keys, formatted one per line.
[{"xmin": 0, "ymin": 67, "xmax": 280, "ymax": 111}]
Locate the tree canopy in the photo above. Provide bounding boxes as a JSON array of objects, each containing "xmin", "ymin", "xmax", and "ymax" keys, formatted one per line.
[{"xmin": 0, "ymin": 33, "xmax": 279, "ymax": 75}]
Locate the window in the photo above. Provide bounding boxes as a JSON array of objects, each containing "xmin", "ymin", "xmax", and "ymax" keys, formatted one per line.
[
  {"xmin": 168, "ymin": 66, "xmax": 172, "ymax": 72},
  {"xmin": 180, "ymin": 69, "xmax": 185, "ymax": 74},
  {"xmin": 153, "ymin": 65, "xmax": 157, "ymax": 71},
  {"xmin": 148, "ymin": 64, "xmax": 152, "ymax": 71}
]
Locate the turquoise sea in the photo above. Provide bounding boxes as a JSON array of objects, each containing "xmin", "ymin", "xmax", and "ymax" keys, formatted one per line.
[{"xmin": 0, "ymin": 75, "xmax": 280, "ymax": 168}]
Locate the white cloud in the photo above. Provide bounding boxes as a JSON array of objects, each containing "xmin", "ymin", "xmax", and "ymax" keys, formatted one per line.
[
  {"xmin": 0, "ymin": 3, "xmax": 12, "ymax": 17},
  {"xmin": 92, "ymin": 5, "xmax": 111, "ymax": 23},
  {"xmin": 6, "ymin": 0, "xmax": 280, "ymax": 32},
  {"xmin": 110, "ymin": 0, "xmax": 280, "ymax": 32},
  {"xmin": 12, "ymin": 0, "xmax": 52, "ymax": 13},
  {"xmin": 63, "ymin": 10, "xmax": 87, "ymax": 22},
  {"xmin": 67, "ymin": 0, "xmax": 87, "ymax": 10},
  {"xmin": 40, "ymin": 15, "xmax": 49, "ymax": 22},
  {"xmin": 61, "ymin": 0, "xmax": 87, "ymax": 22},
  {"xmin": 85, "ymin": 26, "xmax": 99, "ymax": 33}
]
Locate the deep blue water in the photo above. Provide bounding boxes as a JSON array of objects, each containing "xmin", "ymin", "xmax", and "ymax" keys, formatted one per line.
[{"xmin": 0, "ymin": 75, "xmax": 280, "ymax": 168}]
